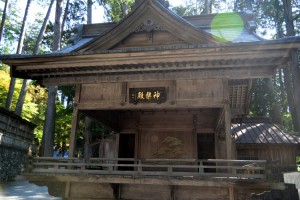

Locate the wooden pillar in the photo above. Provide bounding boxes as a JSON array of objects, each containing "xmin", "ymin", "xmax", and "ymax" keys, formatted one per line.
[
  {"xmin": 223, "ymin": 79, "xmax": 233, "ymax": 159},
  {"xmin": 64, "ymin": 181, "xmax": 71, "ymax": 198},
  {"xmin": 225, "ymin": 103, "xmax": 233, "ymax": 159},
  {"xmin": 69, "ymin": 84, "xmax": 81, "ymax": 157},
  {"xmin": 229, "ymin": 186, "xmax": 236, "ymax": 200}
]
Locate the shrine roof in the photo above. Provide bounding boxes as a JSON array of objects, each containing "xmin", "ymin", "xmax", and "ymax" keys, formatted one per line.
[
  {"xmin": 54, "ymin": 0, "xmax": 262, "ymax": 53},
  {"xmin": 1, "ymin": 36, "xmax": 299, "ymax": 60},
  {"xmin": 0, "ymin": 0, "xmax": 300, "ymax": 85},
  {"xmin": 232, "ymin": 119, "xmax": 300, "ymax": 145}
]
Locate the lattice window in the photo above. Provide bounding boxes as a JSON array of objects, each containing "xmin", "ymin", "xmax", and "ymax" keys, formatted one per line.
[{"xmin": 229, "ymin": 85, "xmax": 247, "ymax": 108}]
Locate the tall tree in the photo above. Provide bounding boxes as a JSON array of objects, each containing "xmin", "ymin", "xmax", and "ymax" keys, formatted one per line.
[
  {"xmin": 15, "ymin": 0, "xmax": 55, "ymax": 116},
  {"xmin": 34, "ymin": 0, "xmax": 55, "ymax": 55},
  {"xmin": 0, "ymin": 0, "xmax": 9, "ymax": 44},
  {"xmin": 84, "ymin": 0, "xmax": 93, "ymax": 160},
  {"xmin": 97, "ymin": 0, "xmax": 134, "ymax": 22},
  {"xmin": 43, "ymin": 0, "xmax": 63, "ymax": 157},
  {"xmin": 5, "ymin": 0, "xmax": 31, "ymax": 111},
  {"xmin": 282, "ymin": 0, "xmax": 300, "ymax": 131}
]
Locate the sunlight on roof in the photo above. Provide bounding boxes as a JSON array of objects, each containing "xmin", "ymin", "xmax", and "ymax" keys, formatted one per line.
[{"xmin": 211, "ymin": 12, "xmax": 244, "ymax": 43}]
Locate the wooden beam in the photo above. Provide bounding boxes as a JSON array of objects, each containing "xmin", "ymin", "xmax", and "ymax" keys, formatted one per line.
[
  {"xmin": 13, "ymin": 50, "xmax": 289, "ymax": 71},
  {"xmin": 69, "ymin": 84, "xmax": 81, "ymax": 157},
  {"xmin": 24, "ymin": 59, "xmax": 285, "ymax": 78},
  {"xmin": 41, "ymin": 67, "xmax": 275, "ymax": 86}
]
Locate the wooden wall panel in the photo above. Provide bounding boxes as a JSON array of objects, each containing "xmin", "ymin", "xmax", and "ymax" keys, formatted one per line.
[
  {"xmin": 80, "ymin": 83, "xmax": 123, "ymax": 103},
  {"xmin": 138, "ymin": 111, "xmax": 195, "ymax": 159},
  {"xmin": 177, "ymin": 79, "xmax": 224, "ymax": 99},
  {"xmin": 112, "ymin": 31, "xmax": 188, "ymax": 50},
  {"xmin": 117, "ymin": 109, "xmax": 220, "ymax": 159},
  {"xmin": 175, "ymin": 186, "xmax": 228, "ymax": 200},
  {"xmin": 140, "ymin": 130, "xmax": 194, "ymax": 159},
  {"xmin": 69, "ymin": 182, "xmax": 114, "ymax": 198},
  {"xmin": 121, "ymin": 184, "xmax": 171, "ymax": 200},
  {"xmin": 78, "ymin": 79, "xmax": 225, "ymax": 109}
]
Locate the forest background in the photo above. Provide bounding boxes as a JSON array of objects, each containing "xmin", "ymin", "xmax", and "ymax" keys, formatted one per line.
[{"xmin": 0, "ymin": 0, "xmax": 299, "ymax": 158}]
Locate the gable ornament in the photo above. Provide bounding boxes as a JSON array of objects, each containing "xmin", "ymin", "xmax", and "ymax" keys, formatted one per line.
[{"xmin": 135, "ymin": 18, "xmax": 164, "ymax": 32}]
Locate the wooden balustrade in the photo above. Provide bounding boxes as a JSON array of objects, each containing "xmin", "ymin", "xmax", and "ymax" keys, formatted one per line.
[{"xmin": 28, "ymin": 157, "xmax": 268, "ymax": 179}]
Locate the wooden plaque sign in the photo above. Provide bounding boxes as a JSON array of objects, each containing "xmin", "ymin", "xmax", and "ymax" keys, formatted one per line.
[{"xmin": 129, "ymin": 87, "xmax": 167, "ymax": 104}]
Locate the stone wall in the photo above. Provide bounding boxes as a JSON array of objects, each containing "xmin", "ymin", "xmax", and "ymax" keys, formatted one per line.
[
  {"xmin": 0, "ymin": 146, "xmax": 28, "ymax": 182},
  {"xmin": 250, "ymin": 184, "xmax": 299, "ymax": 200},
  {"xmin": 284, "ymin": 172, "xmax": 300, "ymax": 198}
]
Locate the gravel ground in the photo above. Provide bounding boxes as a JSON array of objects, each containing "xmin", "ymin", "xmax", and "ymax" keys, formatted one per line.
[{"xmin": 0, "ymin": 176, "xmax": 61, "ymax": 200}]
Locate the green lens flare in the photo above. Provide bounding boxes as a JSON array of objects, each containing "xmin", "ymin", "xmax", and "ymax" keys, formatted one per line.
[{"xmin": 211, "ymin": 12, "xmax": 244, "ymax": 43}]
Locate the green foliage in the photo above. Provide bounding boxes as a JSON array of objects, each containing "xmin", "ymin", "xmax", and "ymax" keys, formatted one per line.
[
  {"xmin": 90, "ymin": 120, "xmax": 112, "ymax": 139},
  {"xmin": 55, "ymin": 103, "xmax": 73, "ymax": 146},
  {"xmin": 0, "ymin": 2, "xmax": 22, "ymax": 54},
  {"xmin": 250, "ymin": 79, "xmax": 274, "ymax": 117},
  {"xmin": 170, "ymin": 0, "xmax": 228, "ymax": 16},
  {"xmin": 0, "ymin": 68, "xmax": 48, "ymax": 142},
  {"xmin": 23, "ymin": 16, "xmax": 46, "ymax": 54},
  {"xmin": 96, "ymin": 0, "xmax": 135, "ymax": 22}
]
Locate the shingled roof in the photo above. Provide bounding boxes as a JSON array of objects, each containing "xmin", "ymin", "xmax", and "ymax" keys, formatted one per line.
[
  {"xmin": 232, "ymin": 121, "xmax": 300, "ymax": 145},
  {"xmin": 57, "ymin": 2, "xmax": 261, "ymax": 53}
]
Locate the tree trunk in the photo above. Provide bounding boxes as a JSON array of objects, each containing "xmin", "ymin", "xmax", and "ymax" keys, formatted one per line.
[
  {"xmin": 15, "ymin": 0, "xmax": 54, "ymax": 116},
  {"xmin": 246, "ymin": 0, "xmax": 253, "ymax": 10},
  {"xmin": 87, "ymin": 0, "xmax": 93, "ymax": 24},
  {"xmin": 291, "ymin": 51, "xmax": 300, "ymax": 131},
  {"xmin": 33, "ymin": 0, "xmax": 55, "ymax": 55},
  {"xmin": 53, "ymin": 0, "xmax": 63, "ymax": 51},
  {"xmin": 42, "ymin": 0, "xmax": 63, "ymax": 157},
  {"xmin": 84, "ymin": 117, "xmax": 92, "ymax": 160},
  {"xmin": 278, "ymin": 69, "xmax": 287, "ymax": 112},
  {"xmin": 283, "ymin": 0, "xmax": 295, "ymax": 36},
  {"xmin": 83, "ymin": 0, "xmax": 94, "ymax": 160},
  {"xmin": 14, "ymin": 79, "xmax": 29, "ymax": 116},
  {"xmin": 61, "ymin": 0, "xmax": 70, "ymax": 48},
  {"xmin": 202, "ymin": 0, "xmax": 209, "ymax": 14},
  {"xmin": 121, "ymin": 3, "xmax": 127, "ymax": 17},
  {"xmin": 43, "ymin": 86, "xmax": 57, "ymax": 157},
  {"xmin": 0, "ymin": 0, "xmax": 9, "ymax": 44},
  {"xmin": 283, "ymin": 67, "xmax": 299, "ymax": 130},
  {"xmin": 283, "ymin": 0, "xmax": 300, "ymax": 131},
  {"xmin": 266, "ymin": 78, "xmax": 282, "ymax": 125},
  {"xmin": 5, "ymin": 0, "xmax": 31, "ymax": 111},
  {"xmin": 5, "ymin": 78, "xmax": 15, "ymax": 110}
]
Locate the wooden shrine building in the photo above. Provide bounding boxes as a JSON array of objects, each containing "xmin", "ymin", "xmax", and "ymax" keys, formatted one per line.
[{"xmin": 1, "ymin": 0, "xmax": 300, "ymax": 199}]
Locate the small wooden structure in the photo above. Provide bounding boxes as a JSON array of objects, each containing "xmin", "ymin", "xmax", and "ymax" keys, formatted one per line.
[
  {"xmin": 232, "ymin": 117, "xmax": 300, "ymax": 179},
  {"xmin": 1, "ymin": 0, "xmax": 300, "ymax": 199}
]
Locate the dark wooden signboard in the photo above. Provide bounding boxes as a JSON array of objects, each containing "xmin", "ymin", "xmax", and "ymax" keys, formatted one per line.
[{"xmin": 129, "ymin": 87, "xmax": 167, "ymax": 104}]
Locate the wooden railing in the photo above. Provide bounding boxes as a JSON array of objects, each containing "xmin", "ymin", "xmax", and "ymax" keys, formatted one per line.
[{"xmin": 28, "ymin": 157, "xmax": 268, "ymax": 179}]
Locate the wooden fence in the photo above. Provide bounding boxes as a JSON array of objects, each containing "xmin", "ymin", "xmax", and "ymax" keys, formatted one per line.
[
  {"xmin": 0, "ymin": 108, "xmax": 35, "ymax": 151},
  {"xmin": 28, "ymin": 157, "xmax": 268, "ymax": 179}
]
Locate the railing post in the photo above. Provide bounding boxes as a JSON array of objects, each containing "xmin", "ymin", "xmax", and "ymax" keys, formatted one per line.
[
  {"xmin": 199, "ymin": 161, "xmax": 204, "ymax": 174},
  {"xmin": 138, "ymin": 160, "xmax": 142, "ymax": 172},
  {"xmin": 27, "ymin": 156, "xmax": 33, "ymax": 173}
]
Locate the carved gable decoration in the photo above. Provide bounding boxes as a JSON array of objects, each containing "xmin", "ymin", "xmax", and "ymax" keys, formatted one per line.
[
  {"xmin": 110, "ymin": 17, "xmax": 191, "ymax": 50},
  {"xmin": 135, "ymin": 18, "xmax": 164, "ymax": 32},
  {"xmin": 75, "ymin": 0, "xmax": 219, "ymax": 52}
]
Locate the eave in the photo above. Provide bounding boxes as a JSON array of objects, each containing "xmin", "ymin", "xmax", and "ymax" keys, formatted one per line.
[{"xmin": 1, "ymin": 38, "xmax": 299, "ymax": 86}]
